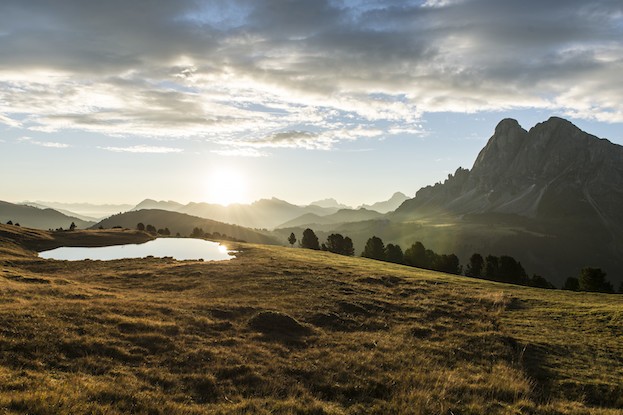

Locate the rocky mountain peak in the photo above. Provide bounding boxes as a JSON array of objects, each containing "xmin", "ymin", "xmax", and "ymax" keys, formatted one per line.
[
  {"xmin": 494, "ymin": 118, "xmax": 523, "ymax": 134},
  {"xmin": 469, "ymin": 118, "xmax": 527, "ymax": 187},
  {"xmin": 396, "ymin": 116, "xmax": 623, "ymax": 222}
]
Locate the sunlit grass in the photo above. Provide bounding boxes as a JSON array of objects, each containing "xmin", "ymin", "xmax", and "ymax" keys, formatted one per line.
[{"xmin": 0, "ymin": 225, "xmax": 621, "ymax": 414}]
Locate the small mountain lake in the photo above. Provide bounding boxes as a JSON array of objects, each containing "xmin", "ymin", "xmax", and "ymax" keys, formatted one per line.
[{"xmin": 39, "ymin": 238, "xmax": 235, "ymax": 261}]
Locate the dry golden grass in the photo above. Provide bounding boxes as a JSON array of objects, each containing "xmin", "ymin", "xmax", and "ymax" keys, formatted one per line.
[{"xmin": 0, "ymin": 225, "xmax": 621, "ymax": 414}]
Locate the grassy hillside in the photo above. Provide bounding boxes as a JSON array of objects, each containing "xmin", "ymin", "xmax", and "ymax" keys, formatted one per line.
[
  {"xmin": 0, "ymin": 200, "xmax": 95, "ymax": 230},
  {"xmin": 94, "ymin": 209, "xmax": 280, "ymax": 245},
  {"xmin": 0, "ymin": 226, "xmax": 621, "ymax": 414},
  {"xmin": 0, "ymin": 224, "xmax": 153, "ymax": 254},
  {"xmin": 276, "ymin": 215, "xmax": 623, "ymax": 288}
]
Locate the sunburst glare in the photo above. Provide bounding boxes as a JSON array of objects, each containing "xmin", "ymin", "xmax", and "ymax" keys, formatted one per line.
[{"xmin": 205, "ymin": 168, "xmax": 248, "ymax": 206}]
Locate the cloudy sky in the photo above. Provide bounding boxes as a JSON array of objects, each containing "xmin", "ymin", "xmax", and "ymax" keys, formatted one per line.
[{"xmin": 1, "ymin": 0, "xmax": 623, "ymax": 206}]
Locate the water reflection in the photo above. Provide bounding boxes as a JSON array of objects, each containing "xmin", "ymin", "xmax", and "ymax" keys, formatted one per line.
[{"xmin": 39, "ymin": 238, "xmax": 235, "ymax": 261}]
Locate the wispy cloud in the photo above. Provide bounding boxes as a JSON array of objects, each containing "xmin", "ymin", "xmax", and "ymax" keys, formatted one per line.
[
  {"xmin": 0, "ymin": 113, "xmax": 21, "ymax": 128},
  {"xmin": 18, "ymin": 136, "xmax": 70, "ymax": 148},
  {"xmin": 0, "ymin": 0, "xmax": 621, "ymax": 152},
  {"xmin": 211, "ymin": 147, "xmax": 267, "ymax": 157},
  {"xmin": 99, "ymin": 145, "xmax": 183, "ymax": 154}
]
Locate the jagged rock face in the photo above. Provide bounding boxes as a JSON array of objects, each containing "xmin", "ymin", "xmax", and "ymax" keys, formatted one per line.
[
  {"xmin": 397, "ymin": 117, "xmax": 623, "ymax": 227},
  {"xmin": 389, "ymin": 117, "xmax": 623, "ymax": 284}
]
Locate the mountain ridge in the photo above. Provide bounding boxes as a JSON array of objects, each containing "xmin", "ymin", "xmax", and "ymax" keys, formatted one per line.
[
  {"xmin": 359, "ymin": 192, "xmax": 409, "ymax": 213},
  {"xmin": 93, "ymin": 209, "xmax": 279, "ymax": 245},
  {"xmin": 395, "ymin": 117, "xmax": 623, "ymax": 223},
  {"xmin": 0, "ymin": 200, "xmax": 95, "ymax": 230},
  {"xmin": 385, "ymin": 116, "xmax": 623, "ymax": 285}
]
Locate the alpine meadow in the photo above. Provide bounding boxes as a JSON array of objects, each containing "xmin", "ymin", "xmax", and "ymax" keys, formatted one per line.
[{"xmin": 1, "ymin": 1, "xmax": 623, "ymax": 414}]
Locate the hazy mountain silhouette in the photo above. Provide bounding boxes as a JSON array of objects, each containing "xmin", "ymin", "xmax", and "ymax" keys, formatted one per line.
[
  {"xmin": 131, "ymin": 199, "xmax": 185, "ymax": 212},
  {"xmin": 130, "ymin": 195, "xmax": 411, "ymax": 230},
  {"xmin": 128, "ymin": 198, "xmax": 339, "ymax": 230},
  {"xmin": 277, "ymin": 208, "xmax": 383, "ymax": 229},
  {"xmin": 309, "ymin": 198, "xmax": 351, "ymax": 209},
  {"xmin": 24, "ymin": 201, "xmax": 133, "ymax": 219},
  {"xmin": 21, "ymin": 203, "xmax": 100, "ymax": 222},
  {"xmin": 93, "ymin": 209, "xmax": 279, "ymax": 245},
  {"xmin": 0, "ymin": 201, "xmax": 95, "ymax": 230},
  {"xmin": 359, "ymin": 192, "xmax": 410, "ymax": 213}
]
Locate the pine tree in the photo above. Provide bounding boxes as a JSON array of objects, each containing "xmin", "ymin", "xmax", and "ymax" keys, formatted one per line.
[
  {"xmin": 385, "ymin": 243, "xmax": 404, "ymax": 264},
  {"xmin": 465, "ymin": 253, "xmax": 484, "ymax": 277},
  {"xmin": 288, "ymin": 232, "xmax": 297, "ymax": 247},
  {"xmin": 362, "ymin": 236, "xmax": 385, "ymax": 260},
  {"xmin": 301, "ymin": 228, "xmax": 320, "ymax": 250},
  {"xmin": 578, "ymin": 268, "xmax": 614, "ymax": 293}
]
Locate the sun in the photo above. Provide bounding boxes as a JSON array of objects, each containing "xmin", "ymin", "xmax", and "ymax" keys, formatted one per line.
[{"xmin": 205, "ymin": 168, "xmax": 248, "ymax": 206}]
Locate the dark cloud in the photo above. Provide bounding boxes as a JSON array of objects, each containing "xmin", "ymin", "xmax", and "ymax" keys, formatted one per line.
[{"xmin": 0, "ymin": 0, "xmax": 622, "ymax": 148}]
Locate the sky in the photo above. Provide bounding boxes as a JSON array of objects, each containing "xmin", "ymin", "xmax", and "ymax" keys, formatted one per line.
[{"xmin": 1, "ymin": 0, "xmax": 623, "ymax": 207}]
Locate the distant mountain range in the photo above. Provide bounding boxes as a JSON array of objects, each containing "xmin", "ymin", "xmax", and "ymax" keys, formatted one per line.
[
  {"xmin": 276, "ymin": 208, "xmax": 384, "ymax": 229},
  {"xmin": 131, "ymin": 199, "xmax": 185, "ymax": 212},
  {"xmin": 128, "ymin": 198, "xmax": 338, "ymax": 230},
  {"xmin": 309, "ymin": 198, "xmax": 351, "ymax": 209},
  {"xmin": 0, "ymin": 201, "xmax": 95, "ymax": 230},
  {"xmin": 21, "ymin": 201, "xmax": 133, "ymax": 220},
  {"xmin": 125, "ymin": 194, "xmax": 405, "ymax": 230},
  {"xmin": 10, "ymin": 117, "xmax": 622, "ymax": 286},
  {"xmin": 306, "ymin": 193, "xmax": 410, "ymax": 213},
  {"xmin": 359, "ymin": 192, "xmax": 409, "ymax": 213},
  {"xmin": 4, "ymin": 193, "xmax": 408, "ymax": 234}
]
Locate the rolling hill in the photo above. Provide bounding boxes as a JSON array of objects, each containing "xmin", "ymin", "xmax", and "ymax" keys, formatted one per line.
[
  {"xmin": 277, "ymin": 208, "xmax": 383, "ymax": 229},
  {"xmin": 93, "ymin": 209, "xmax": 280, "ymax": 245},
  {"xmin": 0, "ymin": 200, "xmax": 95, "ymax": 230}
]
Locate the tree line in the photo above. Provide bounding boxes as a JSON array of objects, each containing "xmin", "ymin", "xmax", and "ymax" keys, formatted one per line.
[
  {"xmin": 289, "ymin": 229, "xmax": 355, "ymax": 256},
  {"xmin": 291, "ymin": 228, "xmax": 622, "ymax": 293},
  {"xmin": 136, "ymin": 222, "xmax": 172, "ymax": 236},
  {"xmin": 189, "ymin": 226, "xmax": 244, "ymax": 242},
  {"xmin": 134, "ymin": 223, "xmax": 244, "ymax": 242}
]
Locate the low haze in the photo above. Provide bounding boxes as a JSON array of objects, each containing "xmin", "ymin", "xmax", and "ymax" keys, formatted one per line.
[{"xmin": 1, "ymin": 0, "xmax": 623, "ymax": 206}]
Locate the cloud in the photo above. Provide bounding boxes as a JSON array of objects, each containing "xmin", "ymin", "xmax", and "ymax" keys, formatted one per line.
[
  {"xmin": 251, "ymin": 131, "xmax": 326, "ymax": 150},
  {"xmin": 36, "ymin": 141, "xmax": 70, "ymax": 148},
  {"xmin": 240, "ymin": 126, "xmax": 385, "ymax": 150},
  {"xmin": 99, "ymin": 145, "xmax": 183, "ymax": 154},
  {"xmin": 18, "ymin": 136, "xmax": 70, "ymax": 148},
  {"xmin": 211, "ymin": 147, "xmax": 267, "ymax": 157},
  {"xmin": 0, "ymin": 0, "xmax": 622, "ymax": 152},
  {"xmin": 0, "ymin": 113, "xmax": 21, "ymax": 128}
]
